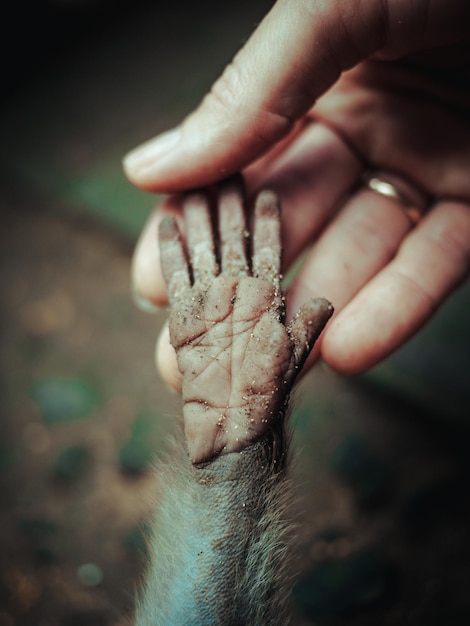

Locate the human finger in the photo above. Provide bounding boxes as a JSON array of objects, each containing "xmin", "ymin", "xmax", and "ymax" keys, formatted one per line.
[
  {"xmin": 123, "ymin": 0, "xmax": 468, "ymax": 193},
  {"xmin": 284, "ymin": 174, "xmax": 429, "ymax": 372},
  {"xmin": 122, "ymin": 0, "xmax": 387, "ymax": 192},
  {"xmin": 245, "ymin": 122, "xmax": 364, "ymax": 270},
  {"xmin": 156, "ymin": 321, "xmax": 182, "ymax": 393},
  {"xmin": 321, "ymin": 200, "xmax": 470, "ymax": 374},
  {"xmin": 132, "ymin": 122, "xmax": 363, "ymax": 312},
  {"xmin": 286, "ymin": 183, "xmax": 421, "ymax": 319}
]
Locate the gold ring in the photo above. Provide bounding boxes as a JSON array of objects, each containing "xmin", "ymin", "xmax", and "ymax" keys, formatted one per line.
[{"xmin": 363, "ymin": 171, "xmax": 429, "ymax": 225}]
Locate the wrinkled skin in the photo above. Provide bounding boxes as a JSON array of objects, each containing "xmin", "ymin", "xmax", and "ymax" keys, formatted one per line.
[
  {"xmin": 160, "ymin": 180, "xmax": 332, "ymax": 464},
  {"xmin": 134, "ymin": 181, "xmax": 332, "ymax": 625}
]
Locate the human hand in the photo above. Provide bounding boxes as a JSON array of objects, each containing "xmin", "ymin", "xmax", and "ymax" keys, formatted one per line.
[
  {"xmin": 125, "ymin": 0, "xmax": 470, "ymax": 388},
  {"xmin": 159, "ymin": 181, "xmax": 332, "ymax": 463}
]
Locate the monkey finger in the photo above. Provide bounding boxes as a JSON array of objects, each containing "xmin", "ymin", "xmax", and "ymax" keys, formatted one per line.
[
  {"xmin": 159, "ymin": 217, "xmax": 191, "ymax": 305},
  {"xmin": 287, "ymin": 297, "xmax": 334, "ymax": 371},
  {"xmin": 217, "ymin": 178, "xmax": 249, "ymax": 276},
  {"xmin": 183, "ymin": 191, "xmax": 218, "ymax": 286},
  {"xmin": 252, "ymin": 190, "xmax": 283, "ymax": 314},
  {"xmin": 132, "ymin": 195, "xmax": 185, "ymax": 309}
]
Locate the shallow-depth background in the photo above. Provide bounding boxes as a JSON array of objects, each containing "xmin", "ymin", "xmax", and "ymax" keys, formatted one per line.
[{"xmin": 1, "ymin": 2, "xmax": 470, "ymax": 624}]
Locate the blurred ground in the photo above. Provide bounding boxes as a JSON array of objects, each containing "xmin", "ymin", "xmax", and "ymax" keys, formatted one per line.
[
  {"xmin": 0, "ymin": 192, "xmax": 175, "ymax": 626},
  {"xmin": 1, "ymin": 1, "xmax": 470, "ymax": 625}
]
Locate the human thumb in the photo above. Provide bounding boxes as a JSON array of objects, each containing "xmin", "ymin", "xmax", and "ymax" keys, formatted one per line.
[{"xmin": 123, "ymin": 0, "xmax": 456, "ymax": 193}]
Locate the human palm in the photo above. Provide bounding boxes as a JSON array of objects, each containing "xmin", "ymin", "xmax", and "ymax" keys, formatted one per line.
[
  {"xmin": 127, "ymin": 1, "xmax": 470, "ymax": 383},
  {"xmin": 246, "ymin": 53, "xmax": 470, "ymax": 265},
  {"xmin": 242, "ymin": 54, "xmax": 470, "ymax": 374},
  {"xmin": 159, "ymin": 182, "xmax": 332, "ymax": 464},
  {"xmin": 315, "ymin": 57, "xmax": 470, "ymax": 197}
]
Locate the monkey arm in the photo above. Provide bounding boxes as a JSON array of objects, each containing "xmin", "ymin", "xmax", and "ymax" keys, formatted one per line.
[
  {"xmin": 135, "ymin": 180, "xmax": 332, "ymax": 625},
  {"xmin": 136, "ymin": 436, "xmax": 292, "ymax": 625}
]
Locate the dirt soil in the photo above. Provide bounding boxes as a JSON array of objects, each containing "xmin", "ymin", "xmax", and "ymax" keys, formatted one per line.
[{"xmin": 1, "ymin": 193, "xmax": 470, "ymax": 626}]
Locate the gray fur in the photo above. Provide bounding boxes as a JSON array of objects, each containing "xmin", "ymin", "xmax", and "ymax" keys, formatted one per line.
[{"xmin": 135, "ymin": 431, "xmax": 294, "ymax": 626}]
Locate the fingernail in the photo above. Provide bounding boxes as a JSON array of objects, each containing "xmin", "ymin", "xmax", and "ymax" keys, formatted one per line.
[
  {"xmin": 123, "ymin": 128, "xmax": 181, "ymax": 175},
  {"xmin": 131, "ymin": 288, "xmax": 163, "ymax": 314}
]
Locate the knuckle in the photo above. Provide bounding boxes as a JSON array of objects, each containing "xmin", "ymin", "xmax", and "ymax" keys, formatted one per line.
[
  {"xmin": 206, "ymin": 60, "xmax": 294, "ymax": 147},
  {"xmin": 206, "ymin": 61, "xmax": 248, "ymax": 118}
]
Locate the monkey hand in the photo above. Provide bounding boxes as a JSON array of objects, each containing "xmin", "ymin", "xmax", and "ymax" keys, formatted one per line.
[{"xmin": 159, "ymin": 180, "xmax": 333, "ymax": 464}]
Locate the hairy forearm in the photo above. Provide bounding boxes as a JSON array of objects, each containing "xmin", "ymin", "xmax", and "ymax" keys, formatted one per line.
[
  {"xmin": 134, "ymin": 183, "xmax": 332, "ymax": 624},
  {"xmin": 135, "ymin": 427, "xmax": 293, "ymax": 626}
]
